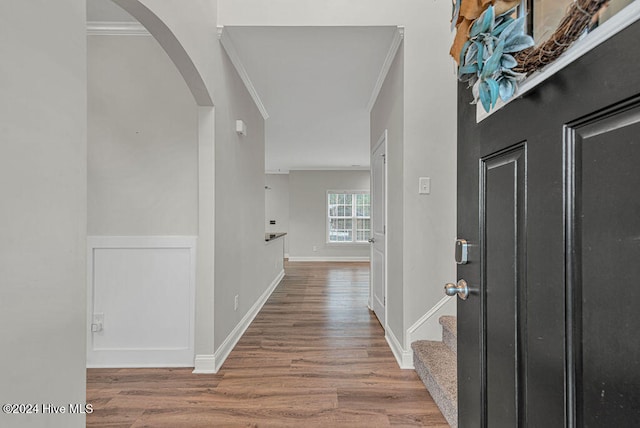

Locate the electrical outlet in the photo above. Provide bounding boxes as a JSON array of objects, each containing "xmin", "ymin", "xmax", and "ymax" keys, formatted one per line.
[
  {"xmin": 234, "ymin": 295, "xmax": 239, "ymax": 311},
  {"xmin": 91, "ymin": 313, "xmax": 104, "ymax": 333},
  {"xmin": 312, "ymin": 245, "xmax": 317, "ymax": 252}
]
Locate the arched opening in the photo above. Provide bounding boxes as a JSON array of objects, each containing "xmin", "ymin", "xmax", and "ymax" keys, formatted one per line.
[{"xmin": 86, "ymin": 0, "xmax": 209, "ymax": 368}]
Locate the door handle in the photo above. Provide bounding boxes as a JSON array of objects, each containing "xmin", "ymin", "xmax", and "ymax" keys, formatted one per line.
[
  {"xmin": 445, "ymin": 279, "xmax": 469, "ymax": 300},
  {"xmin": 368, "ymin": 238, "xmax": 376, "ymax": 243}
]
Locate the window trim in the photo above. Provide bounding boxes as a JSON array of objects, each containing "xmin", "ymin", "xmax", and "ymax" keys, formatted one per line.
[{"xmin": 326, "ymin": 190, "xmax": 371, "ymax": 245}]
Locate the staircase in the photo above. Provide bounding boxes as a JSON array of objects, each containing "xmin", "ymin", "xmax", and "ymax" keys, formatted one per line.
[{"xmin": 412, "ymin": 315, "xmax": 457, "ymax": 427}]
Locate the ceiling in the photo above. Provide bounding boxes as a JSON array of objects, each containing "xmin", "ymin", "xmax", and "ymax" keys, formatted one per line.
[
  {"xmin": 223, "ymin": 26, "xmax": 397, "ymax": 172},
  {"xmin": 87, "ymin": 1, "xmax": 398, "ymax": 172}
]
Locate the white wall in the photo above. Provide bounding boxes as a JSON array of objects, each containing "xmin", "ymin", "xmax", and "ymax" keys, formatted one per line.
[
  {"xmin": 0, "ymin": 1, "xmax": 87, "ymax": 427},
  {"xmin": 289, "ymin": 170, "xmax": 371, "ymax": 260},
  {"xmin": 264, "ymin": 237, "xmax": 286, "ymax": 284},
  {"xmin": 88, "ymin": 35, "xmax": 198, "ymax": 236},
  {"xmin": 218, "ymin": 0, "xmax": 458, "ymax": 356},
  {"xmin": 371, "ymin": 44, "xmax": 404, "ymax": 341},
  {"xmin": 265, "ymin": 174, "xmax": 290, "ymax": 255},
  {"xmin": 214, "ymin": 44, "xmax": 271, "ymax": 351},
  {"xmin": 112, "ymin": 0, "xmax": 282, "ymax": 372},
  {"xmin": 113, "ymin": 0, "xmax": 219, "ymax": 365}
]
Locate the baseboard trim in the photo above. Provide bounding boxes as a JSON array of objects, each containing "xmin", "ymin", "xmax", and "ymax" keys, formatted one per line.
[
  {"xmin": 88, "ymin": 363, "xmax": 192, "ymax": 369},
  {"xmin": 192, "ymin": 355, "xmax": 216, "ymax": 374},
  {"xmin": 212, "ymin": 269, "xmax": 285, "ymax": 372},
  {"xmin": 386, "ymin": 327, "xmax": 414, "ymax": 370},
  {"xmin": 287, "ymin": 256, "xmax": 370, "ymax": 262}
]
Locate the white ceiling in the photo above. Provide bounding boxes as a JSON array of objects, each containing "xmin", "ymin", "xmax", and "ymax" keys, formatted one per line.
[
  {"xmin": 87, "ymin": 1, "xmax": 398, "ymax": 172},
  {"xmin": 224, "ymin": 26, "xmax": 397, "ymax": 173}
]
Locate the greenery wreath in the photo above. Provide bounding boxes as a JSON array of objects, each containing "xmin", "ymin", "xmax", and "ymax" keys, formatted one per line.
[{"xmin": 451, "ymin": 0, "xmax": 611, "ymax": 112}]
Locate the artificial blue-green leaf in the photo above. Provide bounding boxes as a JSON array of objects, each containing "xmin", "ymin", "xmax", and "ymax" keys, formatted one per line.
[
  {"xmin": 479, "ymin": 80, "xmax": 491, "ymax": 112},
  {"xmin": 499, "ymin": 16, "xmax": 525, "ymax": 44},
  {"xmin": 477, "ymin": 41, "xmax": 485, "ymax": 72},
  {"xmin": 483, "ymin": 39, "xmax": 494, "ymax": 61},
  {"xmin": 465, "ymin": 42, "xmax": 478, "ymax": 66},
  {"xmin": 492, "ymin": 17, "xmax": 514, "ymax": 37},
  {"xmin": 503, "ymin": 34, "xmax": 535, "ymax": 53},
  {"xmin": 501, "ymin": 54, "xmax": 517, "ymax": 69},
  {"xmin": 459, "ymin": 40, "xmax": 471, "ymax": 65},
  {"xmin": 470, "ymin": 6, "xmax": 495, "ymax": 38},
  {"xmin": 451, "ymin": 0, "xmax": 461, "ymax": 31},
  {"xmin": 480, "ymin": 39, "xmax": 505, "ymax": 79},
  {"xmin": 486, "ymin": 78, "xmax": 500, "ymax": 107},
  {"xmin": 459, "ymin": 63, "xmax": 479, "ymax": 77},
  {"xmin": 499, "ymin": 78, "xmax": 515, "ymax": 101},
  {"xmin": 501, "ymin": 67, "xmax": 527, "ymax": 81},
  {"xmin": 472, "ymin": 79, "xmax": 480, "ymax": 102},
  {"xmin": 499, "ymin": 16, "xmax": 534, "ymax": 53}
]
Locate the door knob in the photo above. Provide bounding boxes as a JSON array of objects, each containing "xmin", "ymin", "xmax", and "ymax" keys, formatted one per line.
[
  {"xmin": 368, "ymin": 238, "xmax": 376, "ymax": 243},
  {"xmin": 445, "ymin": 279, "xmax": 469, "ymax": 300}
]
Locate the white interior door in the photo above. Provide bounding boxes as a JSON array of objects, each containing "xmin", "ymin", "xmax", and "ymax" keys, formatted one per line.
[{"xmin": 370, "ymin": 131, "xmax": 387, "ymax": 327}]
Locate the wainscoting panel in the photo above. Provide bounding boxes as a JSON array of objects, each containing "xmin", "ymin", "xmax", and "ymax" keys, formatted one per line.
[{"xmin": 87, "ymin": 236, "xmax": 196, "ymax": 367}]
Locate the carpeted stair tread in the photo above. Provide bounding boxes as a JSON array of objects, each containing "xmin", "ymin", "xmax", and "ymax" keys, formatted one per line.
[
  {"xmin": 439, "ymin": 316, "xmax": 457, "ymax": 354},
  {"xmin": 412, "ymin": 340, "xmax": 457, "ymax": 427}
]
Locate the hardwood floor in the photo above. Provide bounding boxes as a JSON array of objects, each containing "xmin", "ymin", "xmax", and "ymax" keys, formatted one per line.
[{"xmin": 87, "ymin": 262, "xmax": 448, "ymax": 427}]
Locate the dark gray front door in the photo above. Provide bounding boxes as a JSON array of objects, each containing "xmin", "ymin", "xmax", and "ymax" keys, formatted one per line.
[{"xmin": 456, "ymin": 21, "xmax": 640, "ymax": 427}]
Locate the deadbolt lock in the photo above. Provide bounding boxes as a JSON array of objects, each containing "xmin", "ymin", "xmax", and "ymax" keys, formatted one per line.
[{"xmin": 455, "ymin": 239, "xmax": 469, "ymax": 264}]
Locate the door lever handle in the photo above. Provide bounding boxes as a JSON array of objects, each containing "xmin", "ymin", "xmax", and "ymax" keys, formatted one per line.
[
  {"xmin": 445, "ymin": 279, "xmax": 469, "ymax": 300},
  {"xmin": 368, "ymin": 238, "xmax": 376, "ymax": 243}
]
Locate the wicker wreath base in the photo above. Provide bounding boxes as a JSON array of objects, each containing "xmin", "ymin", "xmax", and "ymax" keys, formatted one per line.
[{"xmin": 514, "ymin": 0, "xmax": 610, "ymax": 74}]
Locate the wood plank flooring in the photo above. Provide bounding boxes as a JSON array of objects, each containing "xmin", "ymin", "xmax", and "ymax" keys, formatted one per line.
[{"xmin": 87, "ymin": 262, "xmax": 448, "ymax": 427}]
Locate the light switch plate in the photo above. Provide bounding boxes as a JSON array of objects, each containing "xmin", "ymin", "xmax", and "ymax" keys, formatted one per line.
[{"xmin": 419, "ymin": 177, "xmax": 431, "ymax": 194}]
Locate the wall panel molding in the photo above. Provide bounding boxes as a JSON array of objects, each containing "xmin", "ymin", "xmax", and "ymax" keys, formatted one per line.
[{"xmin": 87, "ymin": 236, "xmax": 197, "ymax": 368}]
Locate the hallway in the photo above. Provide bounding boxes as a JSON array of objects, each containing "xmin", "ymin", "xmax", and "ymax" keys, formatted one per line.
[{"xmin": 87, "ymin": 262, "xmax": 448, "ymax": 427}]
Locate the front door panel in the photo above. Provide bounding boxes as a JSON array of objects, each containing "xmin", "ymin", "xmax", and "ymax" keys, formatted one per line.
[
  {"xmin": 457, "ymin": 18, "xmax": 640, "ymax": 428},
  {"xmin": 567, "ymin": 101, "xmax": 640, "ymax": 425},
  {"xmin": 482, "ymin": 146, "xmax": 527, "ymax": 428}
]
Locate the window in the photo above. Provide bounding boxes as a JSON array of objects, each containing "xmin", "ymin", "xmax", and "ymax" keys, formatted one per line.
[
  {"xmin": 327, "ymin": 191, "xmax": 370, "ymax": 243},
  {"xmin": 529, "ymin": 0, "xmax": 635, "ymax": 43}
]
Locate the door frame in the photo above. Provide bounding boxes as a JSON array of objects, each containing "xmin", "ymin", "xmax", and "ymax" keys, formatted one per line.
[{"xmin": 370, "ymin": 130, "xmax": 388, "ymax": 328}]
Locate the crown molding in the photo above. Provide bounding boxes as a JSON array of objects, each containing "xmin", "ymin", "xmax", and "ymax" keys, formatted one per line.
[
  {"xmin": 288, "ymin": 166, "xmax": 371, "ymax": 172},
  {"xmin": 87, "ymin": 21, "xmax": 150, "ymax": 36},
  {"xmin": 218, "ymin": 26, "xmax": 270, "ymax": 120},
  {"xmin": 367, "ymin": 26, "xmax": 404, "ymax": 112}
]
